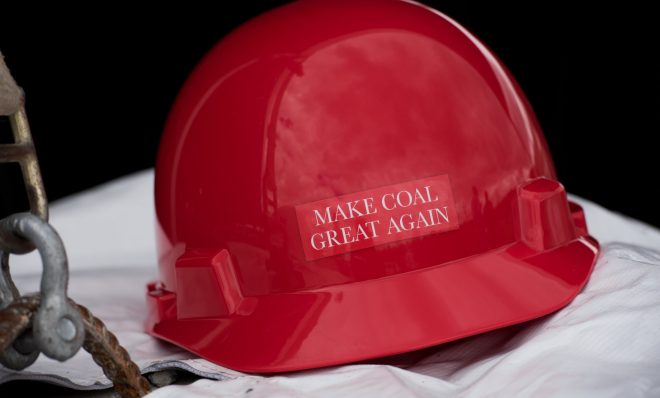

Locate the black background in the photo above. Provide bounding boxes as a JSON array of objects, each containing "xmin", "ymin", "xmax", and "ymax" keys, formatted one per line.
[{"xmin": 1, "ymin": 2, "xmax": 658, "ymax": 227}]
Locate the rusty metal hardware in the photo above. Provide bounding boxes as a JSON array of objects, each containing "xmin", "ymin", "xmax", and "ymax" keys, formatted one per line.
[
  {"xmin": 0, "ymin": 105, "xmax": 48, "ymax": 254},
  {"xmin": 0, "ymin": 53, "xmax": 151, "ymax": 397},
  {"xmin": 0, "ymin": 296, "xmax": 151, "ymax": 398},
  {"xmin": 0, "ymin": 213, "xmax": 84, "ymax": 365}
]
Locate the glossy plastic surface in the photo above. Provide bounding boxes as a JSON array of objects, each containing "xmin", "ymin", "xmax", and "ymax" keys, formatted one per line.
[{"xmin": 148, "ymin": 0, "xmax": 599, "ymax": 372}]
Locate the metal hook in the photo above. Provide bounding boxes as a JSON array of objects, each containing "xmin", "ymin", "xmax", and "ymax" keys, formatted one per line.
[{"xmin": 0, "ymin": 213, "xmax": 83, "ymax": 362}]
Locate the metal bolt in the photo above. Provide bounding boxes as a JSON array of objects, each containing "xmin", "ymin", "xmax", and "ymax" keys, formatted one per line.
[{"xmin": 57, "ymin": 316, "xmax": 77, "ymax": 342}]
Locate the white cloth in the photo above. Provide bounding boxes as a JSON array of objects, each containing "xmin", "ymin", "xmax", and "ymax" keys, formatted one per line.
[{"xmin": 1, "ymin": 169, "xmax": 659, "ymax": 397}]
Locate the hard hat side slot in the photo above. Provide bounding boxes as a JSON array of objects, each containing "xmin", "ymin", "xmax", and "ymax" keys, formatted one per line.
[
  {"xmin": 174, "ymin": 249, "xmax": 243, "ymax": 319},
  {"xmin": 517, "ymin": 178, "xmax": 577, "ymax": 252}
]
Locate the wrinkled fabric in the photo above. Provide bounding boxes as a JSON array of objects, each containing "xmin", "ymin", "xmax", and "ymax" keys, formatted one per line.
[{"xmin": 1, "ymin": 170, "xmax": 659, "ymax": 397}]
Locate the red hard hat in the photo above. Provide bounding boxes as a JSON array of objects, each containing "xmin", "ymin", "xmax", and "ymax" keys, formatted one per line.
[{"xmin": 147, "ymin": 0, "xmax": 599, "ymax": 372}]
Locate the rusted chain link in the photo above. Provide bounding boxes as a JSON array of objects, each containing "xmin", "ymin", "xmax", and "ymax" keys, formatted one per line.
[
  {"xmin": 0, "ymin": 295, "xmax": 151, "ymax": 398},
  {"xmin": 0, "ymin": 296, "xmax": 37, "ymax": 353},
  {"xmin": 78, "ymin": 302, "xmax": 152, "ymax": 397}
]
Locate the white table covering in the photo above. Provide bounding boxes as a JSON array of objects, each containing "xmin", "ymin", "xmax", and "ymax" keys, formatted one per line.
[{"xmin": 1, "ymin": 170, "xmax": 659, "ymax": 397}]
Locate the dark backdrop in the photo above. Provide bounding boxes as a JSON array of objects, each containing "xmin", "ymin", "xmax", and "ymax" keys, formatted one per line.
[{"xmin": 1, "ymin": 2, "xmax": 658, "ymax": 227}]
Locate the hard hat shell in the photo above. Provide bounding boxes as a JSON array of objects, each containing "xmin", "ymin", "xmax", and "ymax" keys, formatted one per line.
[{"xmin": 147, "ymin": 0, "xmax": 599, "ymax": 372}]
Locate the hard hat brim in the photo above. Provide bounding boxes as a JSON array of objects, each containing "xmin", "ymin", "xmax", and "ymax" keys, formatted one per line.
[{"xmin": 146, "ymin": 235, "xmax": 599, "ymax": 373}]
